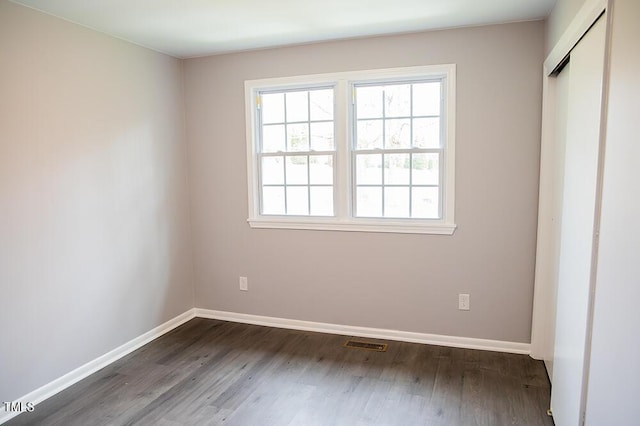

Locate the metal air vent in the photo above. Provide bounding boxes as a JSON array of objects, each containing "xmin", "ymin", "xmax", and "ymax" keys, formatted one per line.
[{"xmin": 343, "ymin": 340, "xmax": 388, "ymax": 352}]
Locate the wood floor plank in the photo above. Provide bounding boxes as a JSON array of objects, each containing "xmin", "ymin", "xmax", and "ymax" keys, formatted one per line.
[
  {"xmin": 6, "ymin": 319, "xmax": 553, "ymax": 426},
  {"xmin": 427, "ymin": 356, "xmax": 464, "ymax": 425}
]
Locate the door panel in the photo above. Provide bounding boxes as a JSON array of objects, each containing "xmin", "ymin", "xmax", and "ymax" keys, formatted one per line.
[
  {"xmin": 551, "ymin": 16, "xmax": 606, "ymax": 426},
  {"xmin": 543, "ymin": 60, "xmax": 571, "ymax": 378}
]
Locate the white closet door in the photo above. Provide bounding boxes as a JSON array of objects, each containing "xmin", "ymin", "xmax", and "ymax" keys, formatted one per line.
[
  {"xmin": 551, "ymin": 15, "xmax": 606, "ymax": 426},
  {"xmin": 539, "ymin": 59, "xmax": 572, "ymax": 378}
]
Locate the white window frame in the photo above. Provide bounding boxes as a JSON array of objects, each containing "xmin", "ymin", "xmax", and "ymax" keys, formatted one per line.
[{"xmin": 245, "ymin": 64, "xmax": 456, "ymax": 235}]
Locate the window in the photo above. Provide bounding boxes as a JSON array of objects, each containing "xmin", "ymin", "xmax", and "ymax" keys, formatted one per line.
[
  {"xmin": 258, "ymin": 88, "xmax": 335, "ymax": 216},
  {"xmin": 353, "ymin": 81, "xmax": 443, "ymax": 219},
  {"xmin": 245, "ymin": 65, "xmax": 456, "ymax": 234}
]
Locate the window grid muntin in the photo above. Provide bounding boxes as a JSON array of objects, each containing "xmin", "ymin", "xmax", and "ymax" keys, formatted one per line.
[
  {"xmin": 353, "ymin": 150, "xmax": 443, "ymax": 219},
  {"xmin": 259, "ymin": 152, "xmax": 336, "ymax": 216},
  {"xmin": 257, "ymin": 86, "xmax": 336, "ymax": 216},
  {"xmin": 352, "ymin": 78, "xmax": 444, "ymax": 219}
]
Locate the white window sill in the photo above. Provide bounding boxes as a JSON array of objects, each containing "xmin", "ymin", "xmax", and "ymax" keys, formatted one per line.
[{"xmin": 247, "ymin": 218, "xmax": 457, "ymax": 235}]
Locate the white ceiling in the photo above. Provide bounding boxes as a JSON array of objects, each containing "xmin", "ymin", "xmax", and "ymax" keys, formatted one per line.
[{"xmin": 11, "ymin": 0, "xmax": 556, "ymax": 58}]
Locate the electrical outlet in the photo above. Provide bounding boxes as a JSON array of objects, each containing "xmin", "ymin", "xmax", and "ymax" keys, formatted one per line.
[
  {"xmin": 458, "ymin": 293, "xmax": 470, "ymax": 311},
  {"xmin": 239, "ymin": 276, "xmax": 248, "ymax": 291}
]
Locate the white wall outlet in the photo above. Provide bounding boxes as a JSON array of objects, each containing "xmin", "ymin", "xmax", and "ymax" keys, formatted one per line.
[
  {"xmin": 458, "ymin": 293, "xmax": 470, "ymax": 310},
  {"xmin": 239, "ymin": 276, "xmax": 248, "ymax": 291}
]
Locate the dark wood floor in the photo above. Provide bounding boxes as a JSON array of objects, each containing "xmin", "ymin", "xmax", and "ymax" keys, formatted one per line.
[{"xmin": 7, "ymin": 318, "xmax": 554, "ymax": 425}]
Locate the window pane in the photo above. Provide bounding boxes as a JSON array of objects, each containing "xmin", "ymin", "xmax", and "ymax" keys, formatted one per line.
[
  {"xmin": 310, "ymin": 89, "xmax": 333, "ymax": 121},
  {"xmin": 261, "ymin": 156, "xmax": 284, "ymax": 184},
  {"xmin": 356, "ymin": 154, "xmax": 382, "ymax": 185},
  {"xmin": 412, "ymin": 153, "xmax": 439, "ymax": 185},
  {"xmin": 356, "ymin": 86, "xmax": 383, "ymax": 119},
  {"xmin": 285, "ymin": 156, "xmax": 308, "ymax": 184},
  {"xmin": 262, "ymin": 124, "xmax": 285, "ymax": 153},
  {"xmin": 384, "ymin": 187, "xmax": 410, "ymax": 218},
  {"xmin": 356, "ymin": 187, "xmax": 382, "ymax": 217},
  {"xmin": 286, "ymin": 91, "xmax": 308, "ymax": 122},
  {"xmin": 309, "ymin": 155, "xmax": 333, "ymax": 184},
  {"xmin": 286, "ymin": 187, "xmax": 309, "ymax": 215},
  {"xmin": 384, "ymin": 84, "xmax": 411, "ymax": 117},
  {"xmin": 287, "ymin": 123, "xmax": 309, "ymax": 151},
  {"xmin": 310, "ymin": 122, "xmax": 334, "ymax": 151},
  {"xmin": 356, "ymin": 119, "xmax": 383, "ymax": 149},
  {"xmin": 413, "ymin": 82, "xmax": 440, "ymax": 116},
  {"xmin": 413, "ymin": 117, "xmax": 440, "ymax": 148},
  {"xmin": 310, "ymin": 186, "xmax": 333, "ymax": 216},
  {"xmin": 385, "ymin": 154, "xmax": 410, "ymax": 185},
  {"xmin": 261, "ymin": 93, "xmax": 285, "ymax": 124},
  {"xmin": 412, "ymin": 187, "xmax": 439, "ymax": 218},
  {"xmin": 385, "ymin": 119, "xmax": 410, "ymax": 148},
  {"xmin": 262, "ymin": 186, "xmax": 285, "ymax": 214}
]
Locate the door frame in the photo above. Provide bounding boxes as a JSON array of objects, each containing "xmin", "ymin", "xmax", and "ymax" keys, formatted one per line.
[{"xmin": 530, "ymin": 0, "xmax": 607, "ymax": 364}]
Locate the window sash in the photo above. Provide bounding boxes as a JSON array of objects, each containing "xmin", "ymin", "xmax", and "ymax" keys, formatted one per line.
[
  {"xmin": 257, "ymin": 151, "xmax": 337, "ymax": 216},
  {"xmin": 256, "ymin": 86, "xmax": 337, "ymax": 216},
  {"xmin": 351, "ymin": 149, "xmax": 444, "ymax": 219},
  {"xmin": 350, "ymin": 78, "xmax": 445, "ymax": 220}
]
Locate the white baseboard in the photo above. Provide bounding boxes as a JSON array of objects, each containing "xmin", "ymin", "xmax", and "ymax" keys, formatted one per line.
[
  {"xmin": 2, "ymin": 307, "xmax": 530, "ymax": 424},
  {"xmin": 194, "ymin": 308, "xmax": 531, "ymax": 355},
  {"xmin": 0, "ymin": 308, "xmax": 196, "ymax": 425}
]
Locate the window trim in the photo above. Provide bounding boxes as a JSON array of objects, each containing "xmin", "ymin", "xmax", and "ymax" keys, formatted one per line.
[{"xmin": 244, "ymin": 64, "xmax": 456, "ymax": 235}]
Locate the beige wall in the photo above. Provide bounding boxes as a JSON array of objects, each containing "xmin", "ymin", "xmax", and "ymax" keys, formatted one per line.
[
  {"xmin": 184, "ymin": 21, "xmax": 545, "ymax": 343},
  {"xmin": 0, "ymin": 2, "xmax": 193, "ymax": 402},
  {"xmin": 0, "ymin": 1, "xmax": 547, "ymax": 406}
]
